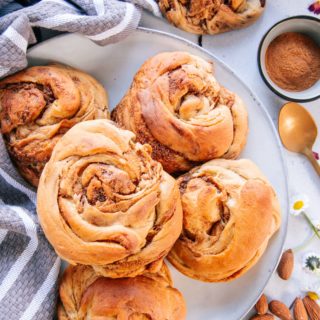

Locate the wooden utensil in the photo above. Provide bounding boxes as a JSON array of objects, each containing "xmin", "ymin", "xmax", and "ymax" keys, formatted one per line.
[{"xmin": 279, "ymin": 102, "xmax": 320, "ymax": 176}]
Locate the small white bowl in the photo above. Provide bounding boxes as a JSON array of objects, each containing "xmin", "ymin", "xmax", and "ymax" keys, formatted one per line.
[{"xmin": 258, "ymin": 16, "xmax": 320, "ymax": 102}]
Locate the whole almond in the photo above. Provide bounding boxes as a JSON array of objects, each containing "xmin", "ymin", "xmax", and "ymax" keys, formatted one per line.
[
  {"xmin": 256, "ymin": 294, "xmax": 268, "ymax": 315},
  {"xmin": 250, "ymin": 314, "xmax": 274, "ymax": 320},
  {"xmin": 277, "ymin": 249, "xmax": 294, "ymax": 280},
  {"xmin": 303, "ymin": 296, "xmax": 320, "ymax": 320},
  {"xmin": 293, "ymin": 298, "xmax": 308, "ymax": 320},
  {"xmin": 269, "ymin": 300, "xmax": 292, "ymax": 320}
]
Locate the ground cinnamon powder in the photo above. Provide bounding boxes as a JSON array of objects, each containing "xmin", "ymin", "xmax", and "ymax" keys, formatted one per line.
[{"xmin": 265, "ymin": 32, "xmax": 320, "ymax": 92}]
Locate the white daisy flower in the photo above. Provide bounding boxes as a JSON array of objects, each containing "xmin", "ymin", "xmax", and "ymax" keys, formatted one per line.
[
  {"xmin": 302, "ymin": 252, "xmax": 320, "ymax": 276},
  {"xmin": 290, "ymin": 194, "xmax": 309, "ymax": 216},
  {"xmin": 301, "ymin": 280, "xmax": 320, "ymax": 301}
]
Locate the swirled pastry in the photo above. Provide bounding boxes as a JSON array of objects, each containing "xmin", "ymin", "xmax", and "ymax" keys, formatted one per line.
[
  {"xmin": 0, "ymin": 65, "xmax": 109, "ymax": 186},
  {"xmin": 112, "ymin": 52, "xmax": 248, "ymax": 174},
  {"xmin": 58, "ymin": 263, "xmax": 186, "ymax": 320},
  {"xmin": 37, "ymin": 120, "xmax": 182, "ymax": 278},
  {"xmin": 159, "ymin": 0, "xmax": 265, "ymax": 35},
  {"xmin": 168, "ymin": 159, "xmax": 281, "ymax": 282}
]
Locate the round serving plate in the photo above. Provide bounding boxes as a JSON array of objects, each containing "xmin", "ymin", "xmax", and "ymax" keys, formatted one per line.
[{"xmin": 27, "ymin": 28, "xmax": 289, "ymax": 320}]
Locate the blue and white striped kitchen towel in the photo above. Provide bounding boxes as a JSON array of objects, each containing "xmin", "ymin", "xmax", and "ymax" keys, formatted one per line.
[
  {"xmin": 0, "ymin": 133, "xmax": 60, "ymax": 320},
  {"xmin": 0, "ymin": 0, "xmax": 160, "ymax": 78},
  {"xmin": 0, "ymin": 0, "xmax": 159, "ymax": 319}
]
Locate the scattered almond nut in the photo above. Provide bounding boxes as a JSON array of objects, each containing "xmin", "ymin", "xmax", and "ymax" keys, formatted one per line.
[
  {"xmin": 256, "ymin": 294, "xmax": 268, "ymax": 315},
  {"xmin": 277, "ymin": 249, "xmax": 294, "ymax": 280},
  {"xmin": 269, "ymin": 300, "xmax": 292, "ymax": 320},
  {"xmin": 250, "ymin": 314, "xmax": 274, "ymax": 320},
  {"xmin": 303, "ymin": 296, "xmax": 320, "ymax": 320},
  {"xmin": 293, "ymin": 298, "xmax": 308, "ymax": 320}
]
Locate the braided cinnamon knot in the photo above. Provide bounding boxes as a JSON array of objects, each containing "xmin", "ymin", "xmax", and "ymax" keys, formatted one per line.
[
  {"xmin": 112, "ymin": 52, "xmax": 248, "ymax": 174},
  {"xmin": 58, "ymin": 263, "xmax": 186, "ymax": 320},
  {"xmin": 0, "ymin": 65, "xmax": 109, "ymax": 186},
  {"xmin": 168, "ymin": 159, "xmax": 281, "ymax": 282},
  {"xmin": 37, "ymin": 120, "xmax": 182, "ymax": 278},
  {"xmin": 158, "ymin": 0, "xmax": 266, "ymax": 35}
]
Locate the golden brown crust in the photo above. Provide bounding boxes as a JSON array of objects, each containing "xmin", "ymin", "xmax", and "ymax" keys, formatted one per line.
[
  {"xmin": 167, "ymin": 159, "xmax": 281, "ymax": 282},
  {"xmin": 112, "ymin": 52, "xmax": 248, "ymax": 174},
  {"xmin": 159, "ymin": 0, "xmax": 265, "ymax": 35},
  {"xmin": 0, "ymin": 65, "xmax": 109, "ymax": 186},
  {"xmin": 37, "ymin": 119, "xmax": 183, "ymax": 278},
  {"xmin": 58, "ymin": 263, "xmax": 186, "ymax": 320}
]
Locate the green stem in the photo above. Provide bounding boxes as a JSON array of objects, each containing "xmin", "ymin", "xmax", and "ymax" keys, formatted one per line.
[
  {"xmin": 302, "ymin": 211, "xmax": 320, "ymax": 239},
  {"xmin": 292, "ymin": 233, "xmax": 315, "ymax": 253}
]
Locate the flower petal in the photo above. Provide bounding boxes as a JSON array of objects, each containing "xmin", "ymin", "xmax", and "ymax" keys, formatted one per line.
[
  {"xmin": 313, "ymin": 151, "xmax": 319, "ymax": 160},
  {"xmin": 290, "ymin": 194, "xmax": 310, "ymax": 216},
  {"xmin": 308, "ymin": 2, "xmax": 320, "ymax": 14},
  {"xmin": 301, "ymin": 278, "xmax": 320, "ymax": 299},
  {"xmin": 312, "ymin": 220, "xmax": 320, "ymax": 232}
]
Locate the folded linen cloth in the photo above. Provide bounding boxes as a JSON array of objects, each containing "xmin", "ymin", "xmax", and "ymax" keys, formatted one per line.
[
  {"xmin": 0, "ymin": 132, "xmax": 61, "ymax": 320},
  {"xmin": 0, "ymin": 0, "xmax": 158, "ymax": 319},
  {"xmin": 0, "ymin": 0, "xmax": 160, "ymax": 77}
]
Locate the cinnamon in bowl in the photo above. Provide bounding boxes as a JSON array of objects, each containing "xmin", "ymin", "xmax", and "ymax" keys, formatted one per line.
[{"xmin": 265, "ymin": 32, "xmax": 320, "ymax": 92}]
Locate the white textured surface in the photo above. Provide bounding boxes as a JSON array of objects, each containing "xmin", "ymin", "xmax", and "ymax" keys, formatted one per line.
[{"xmin": 141, "ymin": 1, "xmax": 320, "ymax": 317}]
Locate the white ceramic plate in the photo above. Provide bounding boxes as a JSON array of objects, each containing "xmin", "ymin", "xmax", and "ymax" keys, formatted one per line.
[{"xmin": 27, "ymin": 28, "xmax": 288, "ymax": 320}]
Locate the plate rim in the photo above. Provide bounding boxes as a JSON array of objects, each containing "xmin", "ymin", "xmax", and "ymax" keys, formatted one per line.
[{"xmin": 27, "ymin": 27, "xmax": 289, "ymax": 320}]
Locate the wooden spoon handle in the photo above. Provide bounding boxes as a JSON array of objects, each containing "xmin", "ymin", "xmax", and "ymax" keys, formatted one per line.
[{"xmin": 303, "ymin": 148, "xmax": 320, "ymax": 176}]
